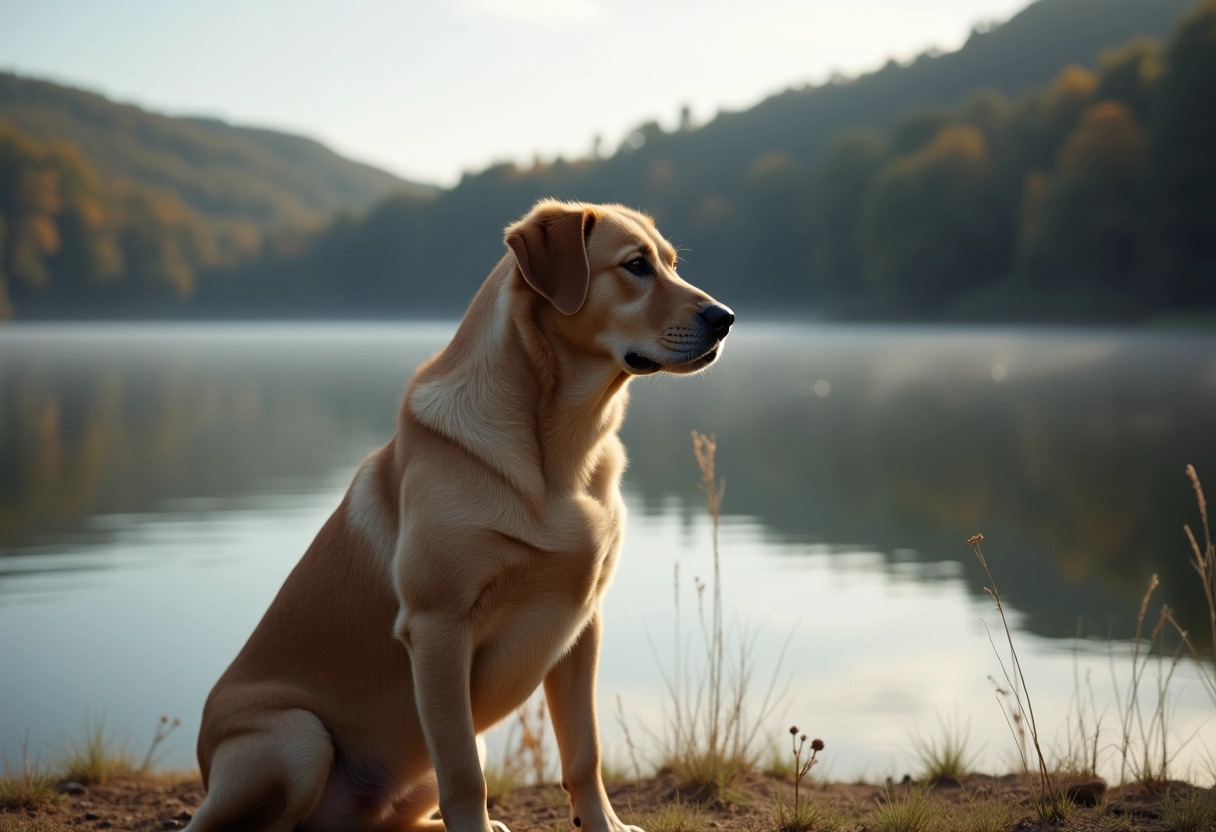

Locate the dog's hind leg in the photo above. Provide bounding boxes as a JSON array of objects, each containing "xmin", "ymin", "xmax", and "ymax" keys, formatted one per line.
[{"xmin": 186, "ymin": 710, "xmax": 333, "ymax": 832}]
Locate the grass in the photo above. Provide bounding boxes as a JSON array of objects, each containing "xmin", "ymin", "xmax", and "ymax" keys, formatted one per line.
[
  {"xmin": 969, "ymin": 534, "xmax": 1063, "ymax": 822},
  {"xmin": 485, "ymin": 695, "xmax": 550, "ymax": 801},
  {"xmin": 949, "ymin": 793, "xmax": 1015, "ymax": 832},
  {"xmin": 909, "ymin": 716, "xmax": 974, "ymax": 783},
  {"xmin": 1159, "ymin": 788, "xmax": 1216, "ymax": 832},
  {"xmin": 56, "ymin": 714, "xmax": 138, "ymax": 786},
  {"xmin": 771, "ymin": 791, "xmax": 838, "ymax": 832},
  {"xmin": 0, "ymin": 713, "xmax": 184, "ymax": 813},
  {"xmin": 625, "ymin": 796, "xmax": 712, "ymax": 832},
  {"xmin": 0, "ymin": 736, "xmax": 60, "ymax": 811},
  {"xmin": 644, "ymin": 431, "xmax": 788, "ymax": 802},
  {"xmin": 866, "ymin": 787, "xmax": 940, "ymax": 832}
]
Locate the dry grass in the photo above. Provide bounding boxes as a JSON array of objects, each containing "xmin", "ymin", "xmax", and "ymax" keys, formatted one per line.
[
  {"xmin": 485, "ymin": 695, "xmax": 551, "ymax": 800},
  {"xmin": 771, "ymin": 791, "xmax": 839, "ymax": 832},
  {"xmin": 624, "ymin": 796, "xmax": 712, "ymax": 832},
  {"xmin": 646, "ymin": 432, "xmax": 787, "ymax": 801},
  {"xmin": 909, "ymin": 716, "xmax": 974, "ymax": 783},
  {"xmin": 1159, "ymin": 788, "xmax": 1216, "ymax": 832},
  {"xmin": 0, "ymin": 735, "xmax": 60, "ymax": 811},
  {"xmin": 56, "ymin": 715, "xmax": 138, "ymax": 786},
  {"xmin": 866, "ymin": 787, "xmax": 940, "ymax": 832},
  {"xmin": 969, "ymin": 535, "xmax": 1063, "ymax": 821},
  {"xmin": 948, "ymin": 794, "xmax": 1015, "ymax": 832},
  {"xmin": 0, "ymin": 713, "xmax": 185, "ymax": 813}
]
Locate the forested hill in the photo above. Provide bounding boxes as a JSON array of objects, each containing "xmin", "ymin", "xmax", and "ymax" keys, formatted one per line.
[
  {"xmin": 625, "ymin": 0, "xmax": 1198, "ymax": 188},
  {"xmin": 202, "ymin": 0, "xmax": 1206, "ymax": 321},
  {"xmin": 2, "ymin": 0, "xmax": 1212, "ymax": 321},
  {"xmin": 0, "ymin": 73, "xmax": 437, "ymax": 225}
]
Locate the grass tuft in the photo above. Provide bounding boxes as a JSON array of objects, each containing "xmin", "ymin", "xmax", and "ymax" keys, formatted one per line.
[
  {"xmin": 866, "ymin": 787, "xmax": 941, "ymax": 832},
  {"xmin": 57, "ymin": 714, "xmax": 137, "ymax": 785},
  {"xmin": 909, "ymin": 715, "xmax": 973, "ymax": 783},
  {"xmin": 625, "ymin": 796, "xmax": 711, "ymax": 832},
  {"xmin": 0, "ymin": 735, "xmax": 60, "ymax": 811},
  {"xmin": 1159, "ymin": 788, "xmax": 1216, "ymax": 832},
  {"xmin": 771, "ymin": 791, "xmax": 839, "ymax": 832},
  {"xmin": 950, "ymin": 791, "xmax": 1015, "ymax": 832}
]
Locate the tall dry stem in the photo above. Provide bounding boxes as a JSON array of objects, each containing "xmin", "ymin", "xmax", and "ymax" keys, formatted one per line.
[
  {"xmin": 970, "ymin": 534, "xmax": 1061, "ymax": 820},
  {"xmin": 693, "ymin": 430, "xmax": 726, "ymax": 758},
  {"xmin": 643, "ymin": 432, "xmax": 786, "ymax": 796},
  {"xmin": 1184, "ymin": 465, "xmax": 1215, "ymax": 690}
]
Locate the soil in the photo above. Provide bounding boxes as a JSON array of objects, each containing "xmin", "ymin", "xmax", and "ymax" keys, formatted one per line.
[{"xmin": 0, "ymin": 771, "xmax": 1211, "ymax": 831}]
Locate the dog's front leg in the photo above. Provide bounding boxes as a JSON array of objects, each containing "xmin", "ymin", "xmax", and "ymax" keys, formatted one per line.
[
  {"xmin": 401, "ymin": 612, "xmax": 503, "ymax": 832},
  {"xmin": 544, "ymin": 610, "xmax": 645, "ymax": 832}
]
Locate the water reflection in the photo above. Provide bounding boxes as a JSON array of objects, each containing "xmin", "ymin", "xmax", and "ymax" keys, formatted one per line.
[{"xmin": 2, "ymin": 322, "xmax": 1215, "ymax": 640}]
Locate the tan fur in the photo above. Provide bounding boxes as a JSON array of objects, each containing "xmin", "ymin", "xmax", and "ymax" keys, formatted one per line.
[{"xmin": 189, "ymin": 201, "xmax": 732, "ymax": 832}]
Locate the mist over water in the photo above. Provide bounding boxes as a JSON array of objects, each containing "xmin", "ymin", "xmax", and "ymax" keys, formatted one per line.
[{"xmin": 1, "ymin": 322, "xmax": 1214, "ymax": 778}]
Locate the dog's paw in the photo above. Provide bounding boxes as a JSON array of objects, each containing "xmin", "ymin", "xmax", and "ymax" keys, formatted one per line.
[{"xmin": 489, "ymin": 821, "xmax": 513, "ymax": 832}]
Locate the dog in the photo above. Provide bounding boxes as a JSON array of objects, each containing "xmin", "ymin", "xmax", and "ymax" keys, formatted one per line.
[{"xmin": 188, "ymin": 200, "xmax": 734, "ymax": 832}]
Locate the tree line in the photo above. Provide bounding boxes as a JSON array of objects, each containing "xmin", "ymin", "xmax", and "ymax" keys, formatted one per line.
[{"xmin": 0, "ymin": 0, "xmax": 1211, "ymax": 321}]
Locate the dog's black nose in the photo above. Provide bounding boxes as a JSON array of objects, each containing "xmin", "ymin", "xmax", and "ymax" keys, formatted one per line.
[{"xmin": 699, "ymin": 303, "xmax": 735, "ymax": 336}]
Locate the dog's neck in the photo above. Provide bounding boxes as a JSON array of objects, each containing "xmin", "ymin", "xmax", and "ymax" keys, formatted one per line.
[{"xmin": 405, "ymin": 255, "xmax": 631, "ymax": 500}]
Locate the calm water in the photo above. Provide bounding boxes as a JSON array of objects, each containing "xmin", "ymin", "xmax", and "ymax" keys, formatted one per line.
[{"xmin": 1, "ymin": 322, "xmax": 1214, "ymax": 781}]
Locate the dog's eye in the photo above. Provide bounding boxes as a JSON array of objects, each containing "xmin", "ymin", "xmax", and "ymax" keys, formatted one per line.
[{"xmin": 622, "ymin": 257, "xmax": 652, "ymax": 276}]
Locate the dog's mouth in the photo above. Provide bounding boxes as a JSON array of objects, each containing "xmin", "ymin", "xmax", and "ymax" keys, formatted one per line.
[
  {"xmin": 624, "ymin": 345, "xmax": 720, "ymax": 375},
  {"xmin": 624, "ymin": 352, "xmax": 662, "ymax": 372}
]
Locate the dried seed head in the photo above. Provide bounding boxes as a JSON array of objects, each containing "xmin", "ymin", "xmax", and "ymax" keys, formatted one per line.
[
  {"xmin": 811, "ymin": 739, "xmax": 825, "ymax": 751},
  {"xmin": 967, "ymin": 534, "xmax": 984, "ymax": 546},
  {"xmin": 789, "ymin": 725, "xmax": 798, "ymax": 735},
  {"xmin": 800, "ymin": 734, "xmax": 807, "ymax": 742},
  {"xmin": 1186, "ymin": 464, "xmax": 1206, "ymax": 517}
]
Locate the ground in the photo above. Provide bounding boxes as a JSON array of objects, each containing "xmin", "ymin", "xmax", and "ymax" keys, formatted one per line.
[{"xmin": 2, "ymin": 771, "xmax": 1213, "ymax": 832}]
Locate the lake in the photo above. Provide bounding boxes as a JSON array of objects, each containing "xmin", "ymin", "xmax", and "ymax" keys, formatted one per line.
[{"xmin": 1, "ymin": 322, "xmax": 1214, "ymax": 783}]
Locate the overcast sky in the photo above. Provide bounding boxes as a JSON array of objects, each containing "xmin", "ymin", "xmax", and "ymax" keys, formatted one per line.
[{"xmin": 0, "ymin": 0, "xmax": 1028, "ymax": 187}]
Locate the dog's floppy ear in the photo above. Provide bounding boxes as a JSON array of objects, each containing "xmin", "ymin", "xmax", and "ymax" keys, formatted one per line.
[{"xmin": 505, "ymin": 203, "xmax": 595, "ymax": 315}]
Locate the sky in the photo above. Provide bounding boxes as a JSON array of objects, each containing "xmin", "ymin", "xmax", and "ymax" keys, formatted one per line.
[{"xmin": 0, "ymin": 0, "xmax": 1029, "ymax": 187}]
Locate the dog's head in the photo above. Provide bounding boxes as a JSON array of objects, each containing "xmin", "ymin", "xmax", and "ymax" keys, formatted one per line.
[{"xmin": 505, "ymin": 200, "xmax": 733, "ymax": 376}]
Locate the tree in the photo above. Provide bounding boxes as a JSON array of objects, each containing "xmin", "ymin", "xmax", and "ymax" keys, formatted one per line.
[
  {"xmin": 1016, "ymin": 101, "xmax": 1153, "ymax": 300},
  {"xmin": 1151, "ymin": 0, "xmax": 1216, "ymax": 306},
  {"xmin": 858, "ymin": 125, "xmax": 1007, "ymax": 314},
  {"xmin": 806, "ymin": 130, "xmax": 885, "ymax": 306}
]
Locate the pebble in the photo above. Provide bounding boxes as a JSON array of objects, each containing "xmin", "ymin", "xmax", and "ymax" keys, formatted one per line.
[
  {"xmin": 175, "ymin": 810, "xmax": 193, "ymax": 821},
  {"xmin": 61, "ymin": 781, "xmax": 86, "ymax": 795},
  {"xmin": 84, "ymin": 811, "xmax": 99, "ymax": 820},
  {"xmin": 162, "ymin": 821, "xmax": 183, "ymax": 829}
]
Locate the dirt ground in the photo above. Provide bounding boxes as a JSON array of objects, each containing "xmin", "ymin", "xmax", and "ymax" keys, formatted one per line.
[{"xmin": 0, "ymin": 770, "xmax": 1211, "ymax": 831}]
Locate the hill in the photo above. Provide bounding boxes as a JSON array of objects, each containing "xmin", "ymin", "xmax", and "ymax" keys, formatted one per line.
[
  {"xmin": 201, "ymin": 0, "xmax": 1202, "ymax": 319},
  {"xmin": 0, "ymin": 73, "xmax": 437, "ymax": 226},
  {"xmin": 1, "ymin": 0, "xmax": 1210, "ymax": 320}
]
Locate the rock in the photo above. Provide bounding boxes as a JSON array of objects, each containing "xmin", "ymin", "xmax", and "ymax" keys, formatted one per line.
[
  {"xmin": 1065, "ymin": 779, "xmax": 1107, "ymax": 807},
  {"xmin": 175, "ymin": 811, "xmax": 193, "ymax": 821},
  {"xmin": 84, "ymin": 811, "xmax": 99, "ymax": 820},
  {"xmin": 162, "ymin": 821, "xmax": 183, "ymax": 829},
  {"xmin": 61, "ymin": 781, "xmax": 86, "ymax": 795}
]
